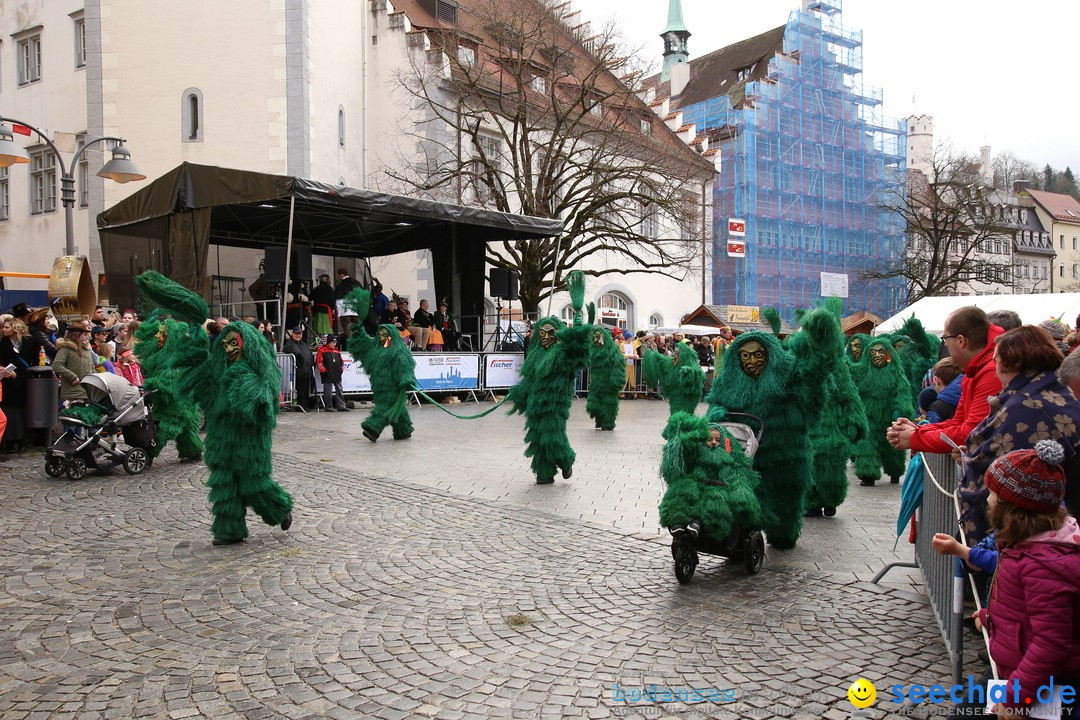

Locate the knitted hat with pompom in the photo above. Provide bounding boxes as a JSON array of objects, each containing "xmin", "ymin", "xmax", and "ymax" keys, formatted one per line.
[{"xmin": 985, "ymin": 439, "xmax": 1067, "ymax": 514}]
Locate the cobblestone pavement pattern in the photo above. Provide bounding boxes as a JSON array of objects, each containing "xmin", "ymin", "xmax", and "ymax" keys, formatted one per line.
[{"xmin": 1, "ymin": 398, "xmax": 957, "ymax": 719}]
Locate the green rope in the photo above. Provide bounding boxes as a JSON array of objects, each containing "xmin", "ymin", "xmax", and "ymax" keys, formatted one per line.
[{"xmin": 412, "ymin": 390, "xmax": 509, "ymax": 419}]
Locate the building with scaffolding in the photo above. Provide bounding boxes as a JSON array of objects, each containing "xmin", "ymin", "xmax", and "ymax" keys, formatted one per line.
[{"xmin": 646, "ymin": 0, "xmax": 907, "ymax": 321}]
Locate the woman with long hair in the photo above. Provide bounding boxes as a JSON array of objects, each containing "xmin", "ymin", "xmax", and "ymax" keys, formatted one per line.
[{"xmin": 0, "ymin": 317, "xmax": 30, "ymax": 452}]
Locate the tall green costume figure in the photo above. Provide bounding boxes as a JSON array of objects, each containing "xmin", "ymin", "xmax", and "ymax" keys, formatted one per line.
[
  {"xmin": 892, "ymin": 316, "xmax": 939, "ymax": 406},
  {"xmin": 508, "ymin": 271, "xmax": 589, "ymax": 484},
  {"xmin": 658, "ymin": 412, "xmax": 770, "ymax": 541},
  {"xmin": 343, "ymin": 288, "xmax": 416, "ymax": 442},
  {"xmin": 584, "ymin": 309, "xmax": 625, "ymax": 431},
  {"xmin": 136, "ymin": 271, "xmax": 293, "ymax": 546},
  {"xmin": 705, "ymin": 307, "xmax": 843, "ymax": 549},
  {"xmin": 642, "ymin": 342, "xmax": 705, "ymax": 416},
  {"xmin": 845, "ymin": 333, "xmax": 872, "ymax": 365},
  {"xmin": 132, "ymin": 310, "xmax": 204, "ymax": 462},
  {"xmin": 851, "ymin": 337, "xmax": 914, "ymax": 486}
]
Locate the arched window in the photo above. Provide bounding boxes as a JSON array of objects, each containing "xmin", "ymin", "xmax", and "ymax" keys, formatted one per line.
[
  {"xmin": 559, "ymin": 304, "xmax": 575, "ymax": 323},
  {"xmin": 597, "ymin": 292, "xmax": 631, "ymax": 329},
  {"xmin": 338, "ymin": 106, "xmax": 346, "ymax": 147},
  {"xmin": 182, "ymin": 88, "xmax": 204, "ymax": 142},
  {"xmin": 649, "ymin": 313, "xmax": 663, "ymax": 328}
]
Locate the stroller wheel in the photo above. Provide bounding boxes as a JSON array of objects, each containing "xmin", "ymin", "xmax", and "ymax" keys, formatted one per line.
[
  {"xmin": 124, "ymin": 447, "xmax": 149, "ymax": 475},
  {"xmin": 66, "ymin": 458, "xmax": 88, "ymax": 481},
  {"xmin": 672, "ymin": 536, "xmax": 698, "ymax": 584},
  {"xmin": 744, "ymin": 530, "xmax": 766, "ymax": 575},
  {"xmin": 44, "ymin": 456, "xmax": 66, "ymax": 478}
]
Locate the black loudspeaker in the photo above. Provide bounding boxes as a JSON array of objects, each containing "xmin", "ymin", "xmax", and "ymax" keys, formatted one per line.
[
  {"xmin": 490, "ymin": 268, "xmax": 508, "ymax": 298},
  {"xmin": 264, "ymin": 246, "xmax": 312, "ymax": 283},
  {"xmin": 506, "ymin": 271, "xmax": 519, "ymax": 301},
  {"xmin": 489, "ymin": 268, "xmax": 519, "ymax": 300}
]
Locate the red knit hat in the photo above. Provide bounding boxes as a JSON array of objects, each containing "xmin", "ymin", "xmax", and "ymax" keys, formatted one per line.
[{"xmin": 985, "ymin": 439, "xmax": 1067, "ymax": 514}]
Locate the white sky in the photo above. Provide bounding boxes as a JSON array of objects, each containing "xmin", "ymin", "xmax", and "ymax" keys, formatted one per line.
[{"xmin": 578, "ymin": 0, "xmax": 1080, "ymax": 174}]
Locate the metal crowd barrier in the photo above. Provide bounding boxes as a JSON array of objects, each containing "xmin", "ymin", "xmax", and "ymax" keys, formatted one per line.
[
  {"xmin": 873, "ymin": 451, "xmax": 964, "ymax": 684},
  {"xmin": 275, "ymin": 353, "xmax": 298, "ymax": 411}
]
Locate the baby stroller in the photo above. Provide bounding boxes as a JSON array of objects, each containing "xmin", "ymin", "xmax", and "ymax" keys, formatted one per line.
[
  {"xmin": 671, "ymin": 413, "xmax": 767, "ymax": 583},
  {"xmin": 44, "ymin": 373, "xmax": 158, "ymax": 481}
]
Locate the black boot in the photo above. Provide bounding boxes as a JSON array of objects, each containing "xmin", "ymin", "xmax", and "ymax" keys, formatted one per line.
[{"xmin": 281, "ymin": 512, "xmax": 293, "ymax": 531}]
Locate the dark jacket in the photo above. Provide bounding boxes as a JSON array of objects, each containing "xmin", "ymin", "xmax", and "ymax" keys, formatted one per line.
[
  {"xmin": 310, "ymin": 282, "xmax": 336, "ymax": 314},
  {"xmin": 413, "ymin": 308, "xmax": 434, "ymax": 328},
  {"xmin": 0, "ymin": 335, "xmax": 29, "ymax": 406},
  {"xmin": 316, "ymin": 345, "xmax": 344, "ymax": 382},
  {"xmin": 960, "ymin": 370, "xmax": 1080, "ymax": 544},
  {"xmin": 381, "ymin": 308, "xmax": 408, "ymax": 332},
  {"xmin": 24, "ymin": 326, "xmax": 57, "ymax": 364},
  {"xmin": 283, "ymin": 337, "xmax": 314, "ymax": 377},
  {"xmin": 334, "ymin": 275, "xmax": 361, "ymax": 301}
]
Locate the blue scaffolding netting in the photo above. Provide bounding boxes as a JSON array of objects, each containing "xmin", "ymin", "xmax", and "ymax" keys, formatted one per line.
[{"xmin": 680, "ymin": 2, "xmax": 907, "ymax": 321}]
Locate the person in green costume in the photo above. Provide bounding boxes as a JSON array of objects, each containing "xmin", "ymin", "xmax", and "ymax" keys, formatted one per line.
[
  {"xmin": 658, "ymin": 412, "xmax": 771, "ymax": 541},
  {"xmin": 342, "ymin": 288, "xmax": 417, "ymax": 443},
  {"xmin": 584, "ymin": 311, "xmax": 625, "ymax": 431},
  {"xmin": 136, "ymin": 271, "xmax": 293, "ymax": 546},
  {"xmin": 851, "ymin": 337, "xmax": 914, "ymax": 486},
  {"xmin": 846, "ymin": 333, "xmax": 872, "ymax": 364},
  {"xmin": 132, "ymin": 312, "xmax": 204, "ymax": 462},
  {"xmin": 892, "ymin": 316, "xmax": 939, "ymax": 406},
  {"xmin": 642, "ymin": 341, "xmax": 705, "ymax": 417},
  {"xmin": 705, "ymin": 307, "xmax": 843, "ymax": 549},
  {"xmin": 508, "ymin": 271, "xmax": 590, "ymax": 484}
]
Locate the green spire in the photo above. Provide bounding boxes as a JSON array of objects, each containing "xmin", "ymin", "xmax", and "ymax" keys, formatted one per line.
[{"xmin": 663, "ymin": 0, "xmax": 688, "ymax": 34}]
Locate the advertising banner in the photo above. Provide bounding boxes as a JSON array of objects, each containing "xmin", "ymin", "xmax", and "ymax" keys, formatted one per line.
[
  {"xmin": 339, "ymin": 352, "xmax": 372, "ymax": 393},
  {"xmin": 485, "ymin": 354, "xmax": 524, "ymax": 388},
  {"xmin": 413, "ymin": 354, "xmax": 480, "ymax": 390}
]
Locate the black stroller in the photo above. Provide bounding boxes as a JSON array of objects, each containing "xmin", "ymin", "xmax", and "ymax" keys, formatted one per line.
[
  {"xmin": 44, "ymin": 373, "xmax": 157, "ymax": 481},
  {"xmin": 671, "ymin": 413, "xmax": 767, "ymax": 583}
]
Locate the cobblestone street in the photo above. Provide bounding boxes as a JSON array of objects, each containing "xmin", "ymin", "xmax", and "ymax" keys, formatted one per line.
[{"xmin": 0, "ymin": 398, "xmax": 956, "ymax": 719}]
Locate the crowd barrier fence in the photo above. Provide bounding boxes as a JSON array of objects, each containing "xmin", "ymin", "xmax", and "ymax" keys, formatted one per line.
[{"xmin": 873, "ymin": 451, "xmax": 965, "ymax": 684}]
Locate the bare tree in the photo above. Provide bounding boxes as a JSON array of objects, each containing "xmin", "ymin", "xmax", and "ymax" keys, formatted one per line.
[
  {"xmin": 991, "ymin": 150, "xmax": 1038, "ymax": 191},
  {"xmin": 864, "ymin": 145, "xmax": 1014, "ymax": 302},
  {"xmin": 386, "ymin": 0, "xmax": 715, "ymax": 314}
]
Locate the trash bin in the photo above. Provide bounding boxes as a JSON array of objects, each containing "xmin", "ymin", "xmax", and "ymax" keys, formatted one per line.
[{"xmin": 26, "ymin": 365, "xmax": 59, "ymax": 430}]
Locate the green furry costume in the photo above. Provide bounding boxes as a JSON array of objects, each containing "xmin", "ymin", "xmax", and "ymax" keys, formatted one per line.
[
  {"xmin": 805, "ymin": 304, "xmax": 869, "ymax": 515},
  {"xmin": 584, "ymin": 311, "xmax": 625, "ymax": 431},
  {"xmin": 892, "ymin": 316, "xmax": 939, "ymax": 406},
  {"xmin": 132, "ymin": 311, "xmax": 204, "ymax": 461},
  {"xmin": 657, "ymin": 412, "xmax": 770, "ymax": 540},
  {"xmin": 845, "ymin": 333, "xmax": 872, "ymax": 365},
  {"xmin": 851, "ymin": 337, "xmax": 914, "ymax": 485},
  {"xmin": 705, "ymin": 307, "xmax": 843, "ymax": 549},
  {"xmin": 342, "ymin": 288, "xmax": 416, "ymax": 442},
  {"xmin": 508, "ymin": 271, "xmax": 589, "ymax": 484},
  {"xmin": 136, "ymin": 271, "xmax": 292, "ymax": 544},
  {"xmin": 642, "ymin": 343, "xmax": 705, "ymax": 417}
]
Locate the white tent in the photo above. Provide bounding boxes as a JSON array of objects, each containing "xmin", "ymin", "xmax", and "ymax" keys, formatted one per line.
[{"xmin": 876, "ymin": 294, "xmax": 1080, "ymax": 336}]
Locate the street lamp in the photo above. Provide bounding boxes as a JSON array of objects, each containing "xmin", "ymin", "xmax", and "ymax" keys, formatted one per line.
[{"xmin": 0, "ymin": 116, "xmax": 146, "ymax": 256}]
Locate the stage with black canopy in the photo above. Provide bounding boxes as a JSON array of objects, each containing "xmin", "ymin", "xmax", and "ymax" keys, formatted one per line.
[{"xmin": 97, "ymin": 162, "xmax": 564, "ymax": 329}]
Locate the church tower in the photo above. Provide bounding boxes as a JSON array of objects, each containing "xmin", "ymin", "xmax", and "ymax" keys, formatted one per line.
[{"xmin": 660, "ymin": 0, "xmax": 691, "ymax": 82}]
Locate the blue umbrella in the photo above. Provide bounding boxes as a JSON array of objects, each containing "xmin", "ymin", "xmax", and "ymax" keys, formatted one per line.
[{"xmin": 896, "ymin": 453, "xmax": 925, "ymax": 539}]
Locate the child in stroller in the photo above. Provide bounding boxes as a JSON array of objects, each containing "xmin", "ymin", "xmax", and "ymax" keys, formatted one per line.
[
  {"xmin": 45, "ymin": 373, "xmax": 157, "ymax": 480},
  {"xmin": 658, "ymin": 411, "xmax": 774, "ymax": 582}
]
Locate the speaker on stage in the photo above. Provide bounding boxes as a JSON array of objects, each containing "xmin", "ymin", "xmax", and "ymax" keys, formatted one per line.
[
  {"xmin": 490, "ymin": 268, "xmax": 508, "ymax": 299},
  {"xmin": 264, "ymin": 245, "xmax": 313, "ymax": 283},
  {"xmin": 505, "ymin": 271, "xmax": 518, "ymax": 301}
]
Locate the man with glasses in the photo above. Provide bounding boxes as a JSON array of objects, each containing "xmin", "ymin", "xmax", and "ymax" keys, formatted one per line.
[{"xmin": 887, "ymin": 306, "xmax": 1004, "ymax": 454}]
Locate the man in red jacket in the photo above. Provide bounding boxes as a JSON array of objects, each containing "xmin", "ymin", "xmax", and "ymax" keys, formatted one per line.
[{"xmin": 887, "ymin": 306, "xmax": 1004, "ymax": 453}]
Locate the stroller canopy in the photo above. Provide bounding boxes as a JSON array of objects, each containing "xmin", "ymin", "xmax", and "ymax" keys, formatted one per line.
[{"xmin": 81, "ymin": 373, "xmax": 141, "ymax": 411}]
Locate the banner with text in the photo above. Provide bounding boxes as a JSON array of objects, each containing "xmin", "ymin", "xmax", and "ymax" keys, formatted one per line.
[
  {"xmin": 414, "ymin": 354, "xmax": 480, "ymax": 390},
  {"xmin": 485, "ymin": 354, "xmax": 525, "ymax": 388}
]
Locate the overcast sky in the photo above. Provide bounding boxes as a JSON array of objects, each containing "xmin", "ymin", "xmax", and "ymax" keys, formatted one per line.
[{"xmin": 579, "ymin": 0, "xmax": 1080, "ymax": 174}]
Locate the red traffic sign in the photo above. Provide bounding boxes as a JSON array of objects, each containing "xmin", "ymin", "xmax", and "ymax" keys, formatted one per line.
[
  {"xmin": 727, "ymin": 239, "xmax": 746, "ymax": 258},
  {"xmin": 728, "ymin": 218, "xmax": 746, "ymax": 236}
]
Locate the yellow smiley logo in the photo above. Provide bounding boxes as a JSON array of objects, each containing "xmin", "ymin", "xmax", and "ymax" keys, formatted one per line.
[{"xmin": 847, "ymin": 678, "xmax": 876, "ymax": 709}]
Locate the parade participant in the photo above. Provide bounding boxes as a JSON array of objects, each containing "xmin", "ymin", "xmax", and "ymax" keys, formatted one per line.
[
  {"xmin": 132, "ymin": 311, "xmax": 205, "ymax": 463},
  {"xmin": 891, "ymin": 316, "xmax": 940, "ymax": 406},
  {"xmin": 851, "ymin": 337, "xmax": 912, "ymax": 486},
  {"xmin": 705, "ymin": 306, "xmax": 843, "ymax": 549},
  {"xmin": 584, "ymin": 317, "xmax": 626, "ymax": 431},
  {"xmin": 507, "ymin": 271, "xmax": 590, "ymax": 485},
  {"xmin": 845, "ymin": 333, "xmax": 871, "ymax": 364},
  {"xmin": 343, "ymin": 289, "xmax": 416, "ymax": 442},
  {"xmin": 658, "ymin": 412, "xmax": 770, "ymax": 542},
  {"xmin": 310, "ymin": 274, "xmax": 335, "ymax": 336},
  {"xmin": 804, "ymin": 301, "xmax": 869, "ymax": 517},
  {"xmin": 642, "ymin": 340, "xmax": 705, "ymax": 416},
  {"xmin": 135, "ymin": 271, "xmax": 292, "ymax": 545}
]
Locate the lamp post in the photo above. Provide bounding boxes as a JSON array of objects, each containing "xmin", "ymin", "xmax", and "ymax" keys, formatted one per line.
[{"xmin": 0, "ymin": 116, "xmax": 145, "ymax": 256}]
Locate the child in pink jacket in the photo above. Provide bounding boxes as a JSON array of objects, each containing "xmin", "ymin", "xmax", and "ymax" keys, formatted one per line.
[{"xmin": 976, "ymin": 439, "xmax": 1080, "ymax": 718}]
